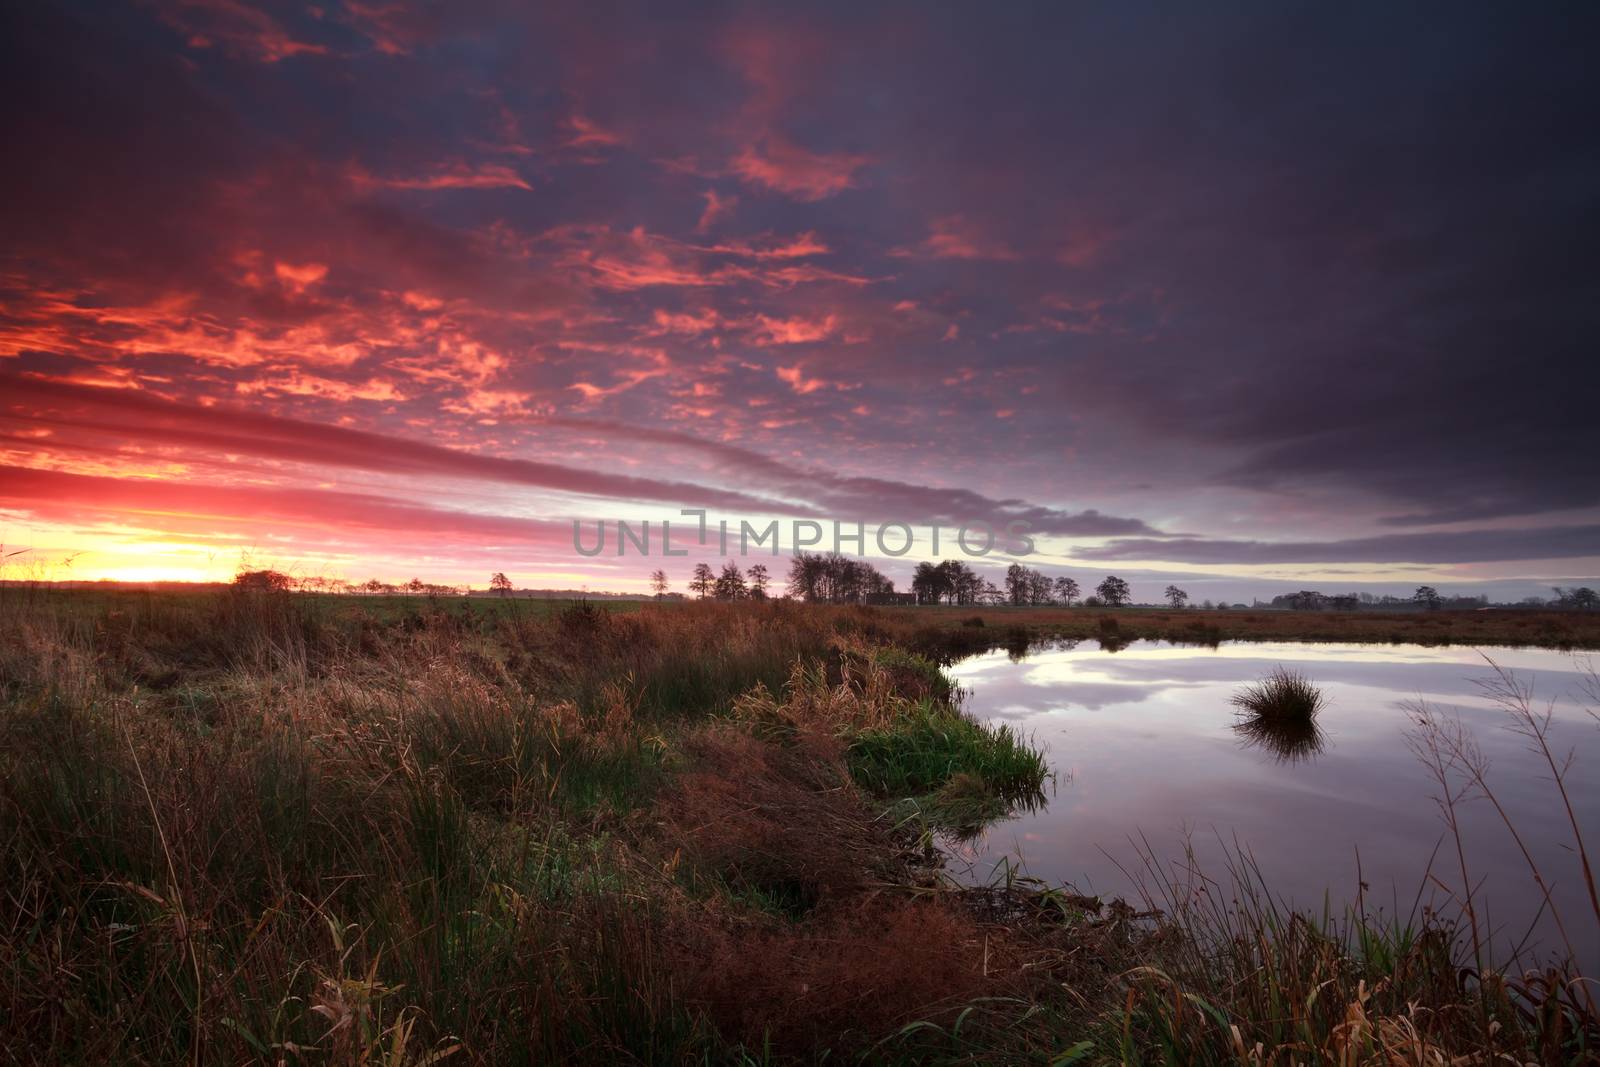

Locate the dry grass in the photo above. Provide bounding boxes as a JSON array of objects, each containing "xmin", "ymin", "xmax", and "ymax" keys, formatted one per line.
[{"xmin": 0, "ymin": 588, "xmax": 1594, "ymax": 1064}]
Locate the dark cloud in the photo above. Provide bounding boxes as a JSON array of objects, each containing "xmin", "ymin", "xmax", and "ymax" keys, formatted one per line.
[{"xmin": 1081, "ymin": 526, "xmax": 1600, "ymax": 566}]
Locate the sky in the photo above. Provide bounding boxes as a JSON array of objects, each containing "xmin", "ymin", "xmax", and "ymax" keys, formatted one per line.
[{"xmin": 2, "ymin": 1, "xmax": 1597, "ymax": 602}]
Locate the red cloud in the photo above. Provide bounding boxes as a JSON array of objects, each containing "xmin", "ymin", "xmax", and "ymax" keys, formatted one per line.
[
  {"xmin": 731, "ymin": 136, "xmax": 868, "ymax": 201},
  {"xmin": 273, "ymin": 260, "xmax": 328, "ymax": 293},
  {"xmin": 0, "ymin": 373, "xmax": 785, "ymax": 513},
  {"xmin": 351, "ymin": 162, "xmax": 532, "ymax": 191},
  {"xmin": 648, "ymin": 308, "xmax": 721, "ymax": 336},
  {"xmin": 699, "ymin": 231, "xmax": 830, "ymax": 259},
  {"xmin": 751, "ymin": 314, "xmax": 837, "ymax": 346},
  {"xmin": 156, "ymin": 0, "xmax": 329, "ymax": 63},
  {"xmin": 775, "ymin": 363, "xmax": 827, "ymax": 393}
]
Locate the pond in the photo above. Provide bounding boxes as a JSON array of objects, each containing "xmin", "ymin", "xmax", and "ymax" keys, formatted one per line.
[{"xmin": 944, "ymin": 639, "xmax": 1600, "ymax": 965}]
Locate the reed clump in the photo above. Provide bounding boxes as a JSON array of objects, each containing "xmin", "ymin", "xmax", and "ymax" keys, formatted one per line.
[{"xmin": 1230, "ymin": 664, "xmax": 1326, "ymax": 722}]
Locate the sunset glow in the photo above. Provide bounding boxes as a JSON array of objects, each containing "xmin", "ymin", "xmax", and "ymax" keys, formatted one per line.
[{"xmin": 3, "ymin": 3, "xmax": 1596, "ymax": 599}]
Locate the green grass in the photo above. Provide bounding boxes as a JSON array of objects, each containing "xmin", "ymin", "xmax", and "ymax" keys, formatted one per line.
[{"xmin": 846, "ymin": 701, "xmax": 1047, "ymax": 800}]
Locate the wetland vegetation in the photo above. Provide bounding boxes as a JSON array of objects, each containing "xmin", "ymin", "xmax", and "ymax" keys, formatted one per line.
[{"xmin": 1, "ymin": 587, "xmax": 1596, "ymax": 1063}]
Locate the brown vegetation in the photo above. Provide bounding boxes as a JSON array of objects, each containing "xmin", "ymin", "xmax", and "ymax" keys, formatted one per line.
[
  {"xmin": 875, "ymin": 605, "xmax": 1600, "ymax": 660},
  {"xmin": 0, "ymin": 588, "xmax": 1594, "ymax": 1064}
]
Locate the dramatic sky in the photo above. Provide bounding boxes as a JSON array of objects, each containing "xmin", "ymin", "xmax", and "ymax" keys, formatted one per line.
[{"xmin": 3, "ymin": 1, "xmax": 1597, "ymax": 600}]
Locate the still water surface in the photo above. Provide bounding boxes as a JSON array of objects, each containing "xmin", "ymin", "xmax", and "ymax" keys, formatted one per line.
[{"xmin": 945, "ymin": 640, "xmax": 1600, "ymax": 964}]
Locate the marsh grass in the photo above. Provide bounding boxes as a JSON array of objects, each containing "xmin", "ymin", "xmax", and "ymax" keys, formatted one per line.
[
  {"xmin": 0, "ymin": 592, "xmax": 791, "ymax": 1063},
  {"xmin": 3, "ymin": 589, "xmax": 1594, "ymax": 1064},
  {"xmin": 846, "ymin": 704, "xmax": 1047, "ymax": 800},
  {"xmin": 1229, "ymin": 665, "xmax": 1326, "ymax": 721}
]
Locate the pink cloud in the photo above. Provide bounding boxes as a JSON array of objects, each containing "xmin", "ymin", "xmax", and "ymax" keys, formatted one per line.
[
  {"xmin": 697, "ymin": 189, "xmax": 737, "ymax": 231},
  {"xmin": 775, "ymin": 363, "xmax": 827, "ymax": 393},
  {"xmin": 731, "ymin": 136, "xmax": 868, "ymax": 201},
  {"xmin": 235, "ymin": 370, "xmax": 405, "ymax": 403},
  {"xmin": 648, "ymin": 308, "xmax": 721, "ymax": 336},
  {"xmin": 351, "ymin": 162, "xmax": 532, "ymax": 191},
  {"xmin": 752, "ymin": 313, "xmax": 838, "ymax": 345},
  {"xmin": 893, "ymin": 215, "xmax": 1018, "ymax": 260},
  {"xmin": 563, "ymin": 113, "xmax": 622, "ymax": 148},
  {"xmin": 158, "ymin": 0, "xmax": 329, "ymax": 63},
  {"xmin": 698, "ymin": 231, "xmax": 830, "ymax": 259},
  {"xmin": 273, "ymin": 260, "xmax": 328, "ymax": 293}
]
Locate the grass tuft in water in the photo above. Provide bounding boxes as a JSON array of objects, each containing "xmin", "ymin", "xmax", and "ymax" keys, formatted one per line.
[{"xmin": 1229, "ymin": 665, "xmax": 1325, "ymax": 722}]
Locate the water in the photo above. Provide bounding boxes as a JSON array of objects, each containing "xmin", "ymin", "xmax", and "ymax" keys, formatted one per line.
[{"xmin": 945, "ymin": 639, "xmax": 1600, "ymax": 966}]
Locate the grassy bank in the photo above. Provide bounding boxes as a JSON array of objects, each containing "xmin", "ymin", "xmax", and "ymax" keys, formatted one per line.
[
  {"xmin": 1, "ymin": 590, "xmax": 1594, "ymax": 1064},
  {"xmin": 873, "ymin": 603, "xmax": 1600, "ymax": 658}
]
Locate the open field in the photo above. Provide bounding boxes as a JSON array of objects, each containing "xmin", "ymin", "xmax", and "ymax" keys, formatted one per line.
[
  {"xmin": 1, "ymin": 589, "xmax": 1595, "ymax": 1064},
  {"xmin": 871, "ymin": 604, "xmax": 1600, "ymax": 657}
]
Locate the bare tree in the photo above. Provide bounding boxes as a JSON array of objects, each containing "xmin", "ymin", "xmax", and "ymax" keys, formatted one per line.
[
  {"xmin": 649, "ymin": 569, "xmax": 668, "ymax": 598},
  {"xmin": 490, "ymin": 572, "xmax": 513, "ymax": 598},
  {"xmin": 1054, "ymin": 576, "xmax": 1080, "ymax": 606},
  {"xmin": 747, "ymin": 563, "xmax": 769, "ymax": 599},
  {"xmin": 1163, "ymin": 584, "xmax": 1189, "ymax": 609}
]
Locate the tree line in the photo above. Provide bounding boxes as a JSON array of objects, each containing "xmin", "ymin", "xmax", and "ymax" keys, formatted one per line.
[
  {"xmin": 657, "ymin": 557, "xmax": 1155, "ymax": 607},
  {"xmin": 667, "ymin": 553, "xmax": 902, "ymax": 603}
]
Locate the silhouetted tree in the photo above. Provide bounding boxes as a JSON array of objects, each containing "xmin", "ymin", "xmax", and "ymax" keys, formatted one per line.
[
  {"xmin": 1164, "ymin": 584, "xmax": 1189, "ymax": 609},
  {"xmin": 1005, "ymin": 563, "xmax": 1029, "ymax": 605},
  {"xmin": 1097, "ymin": 575, "xmax": 1131, "ymax": 607},
  {"xmin": 747, "ymin": 563, "xmax": 769, "ymax": 599},
  {"xmin": 1054, "ymin": 576, "xmax": 1080, "ymax": 606},
  {"xmin": 786, "ymin": 551, "xmax": 892, "ymax": 603},
  {"xmin": 1553, "ymin": 586, "xmax": 1599, "ymax": 611},
  {"xmin": 787, "ymin": 552, "xmax": 824, "ymax": 601},
  {"xmin": 944, "ymin": 560, "xmax": 984, "ymax": 605},
  {"xmin": 650, "ymin": 569, "xmax": 668, "ymax": 598},
  {"xmin": 490, "ymin": 572, "xmax": 513, "ymax": 597},
  {"xmin": 689, "ymin": 562, "xmax": 715, "ymax": 599},
  {"xmin": 911, "ymin": 561, "xmax": 945, "ymax": 604},
  {"xmin": 714, "ymin": 561, "xmax": 746, "ymax": 601},
  {"xmin": 1413, "ymin": 585, "xmax": 1442, "ymax": 611}
]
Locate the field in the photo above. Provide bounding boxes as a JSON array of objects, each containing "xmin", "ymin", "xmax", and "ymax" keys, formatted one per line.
[{"xmin": 1, "ymin": 588, "xmax": 1596, "ymax": 1064}]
